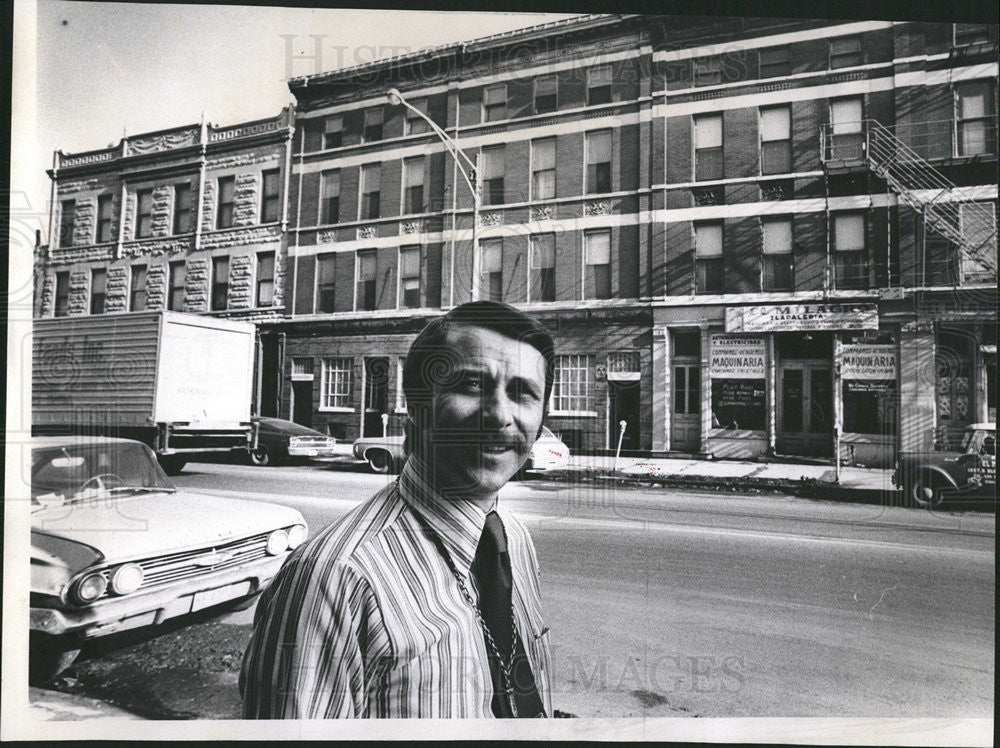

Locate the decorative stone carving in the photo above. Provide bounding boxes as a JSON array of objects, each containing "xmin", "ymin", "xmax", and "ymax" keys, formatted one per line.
[
  {"xmin": 49, "ymin": 244, "xmax": 115, "ymax": 266},
  {"xmin": 183, "ymin": 257, "xmax": 208, "ymax": 312},
  {"xmin": 233, "ymin": 173, "xmax": 259, "ymax": 228},
  {"xmin": 200, "ymin": 180, "xmax": 216, "ymax": 233},
  {"xmin": 122, "ymin": 192, "xmax": 136, "ymax": 241},
  {"xmin": 357, "ymin": 226, "xmax": 377, "ymax": 240},
  {"xmin": 151, "ymin": 185, "xmax": 174, "ymax": 238},
  {"xmin": 401, "ymin": 221, "xmax": 421, "ymax": 235},
  {"xmin": 71, "ymin": 197, "xmax": 96, "ymax": 247},
  {"xmin": 61, "ymin": 150, "xmax": 116, "ymax": 169},
  {"xmin": 39, "ymin": 274, "xmax": 55, "ymax": 317},
  {"xmin": 60, "ymin": 178, "xmax": 102, "ymax": 194},
  {"xmin": 692, "ymin": 187, "xmax": 723, "ymax": 207},
  {"xmin": 145, "ymin": 264, "xmax": 167, "ymax": 310},
  {"xmin": 584, "ymin": 201, "xmax": 612, "ymax": 216},
  {"xmin": 120, "ymin": 236, "xmax": 193, "ymax": 258},
  {"xmin": 67, "ymin": 271, "xmax": 89, "ymax": 316},
  {"xmin": 317, "ymin": 230, "xmax": 338, "ymax": 244},
  {"xmin": 530, "ymin": 206, "xmax": 554, "ymax": 221},
  {"xmin": 200, "ymin": 225, "xmax": 281, "ymax": 250},
  {"xmin": 127, "ymin": 128, "xmax": 199, "ymax": 155},
  {"xmin": 760, "ymin": 181, "xmax": 793, "ymax": 201},
  {"xmin": 104, "ymin": 266, "xmax": 129, "ymax": 314},
  {"xmin": 478, "ymin": 212, "xmax": 502, "ymax": 227},
  {"xmin": 207, "ymin": 152, "xmax": 280, "ymax": 170},
  {"xmin": 227, "ymin": 254, "xmax": 254, "ymax": 310}
]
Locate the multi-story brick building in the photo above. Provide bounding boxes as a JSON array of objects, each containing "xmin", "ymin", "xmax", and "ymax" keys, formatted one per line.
[
  {"xmin": 35, "ymin": 14, "xmax": 997, "ymax": 466},
  {"xmin": 36, "ymin": 108, "xmax": 295, "ymax": 416}
]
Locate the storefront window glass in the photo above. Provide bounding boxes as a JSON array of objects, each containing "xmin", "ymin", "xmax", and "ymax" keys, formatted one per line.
[
  {"xmin": 710, "ymin": 334, "xmax": 766, "ymax": 430},
  {"xmin": 841, "ymin": 332, "xmax": 897, "ymax": 436}
]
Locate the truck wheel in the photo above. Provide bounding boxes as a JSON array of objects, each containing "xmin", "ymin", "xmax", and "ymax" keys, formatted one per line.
[
  {"xmin": 249, "ymin": 445, "xmax": 272, "ymax": 467},
  {"xmin": 910, "ymin": 474, "xmax": 944, "ymax": 509},
  {"xmin": 367, "ymin": 449, "xmax": 392, "ymax": 474},
  {"xmin": 157, "ymin": 455, "xmax": 187, "ymax": 475},
  {"xmin": 29, "ymin": 633, "xmax": 81, "ymax": 685}
]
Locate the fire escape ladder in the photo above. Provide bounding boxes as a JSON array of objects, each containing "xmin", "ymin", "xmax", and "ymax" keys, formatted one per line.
[{"xmin": 863, "ymin": 119, "xmax": 997, "ymax": 276}]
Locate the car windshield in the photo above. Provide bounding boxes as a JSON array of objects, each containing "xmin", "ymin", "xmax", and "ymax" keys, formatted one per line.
[
  {"xmin": 31, "ymin": 442, "xmax": 175, "ymax": 508},
  {"xmin": 961, "ymin": 430, "xmax": 981, "ymax": 452}
]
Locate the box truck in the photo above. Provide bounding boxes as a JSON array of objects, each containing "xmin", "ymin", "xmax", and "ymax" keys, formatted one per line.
[{"xmin": 32, "ymin": 311, "xmax": 258, "ymax": 474}]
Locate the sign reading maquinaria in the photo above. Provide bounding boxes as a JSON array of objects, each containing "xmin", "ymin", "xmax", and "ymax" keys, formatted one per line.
[{"xmin": 725, "ymin": 303, "xmax": 879, "ymax": 333}]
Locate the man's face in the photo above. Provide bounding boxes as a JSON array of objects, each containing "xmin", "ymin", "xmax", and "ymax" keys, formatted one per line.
[{"xmin": 413, "ymin": 325, "xmax": 547, "ymax": 499}]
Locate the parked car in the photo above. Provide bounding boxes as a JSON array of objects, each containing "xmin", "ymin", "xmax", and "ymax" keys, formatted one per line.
[
  {"xmin": 893, "ymin": 423, "xmax": 996, "ymax": 509},
  {"xmin": 352, "ymin": 426, "xmax": 570, "ymax": 476},
  {"xmin": 29, "ymin": 436, "xmax": 307, "ymax": 683},
  {"xmin": 248, "ymin": 417, "xmax": 341, "ymax": 466}
]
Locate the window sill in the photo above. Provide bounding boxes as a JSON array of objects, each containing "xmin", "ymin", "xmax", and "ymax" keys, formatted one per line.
[
  {"xmin": 549, "ymin": 410, "xmax": 599, "ymax": 418},
  {"xmin": 319, "ymin": 406, "xmax": 355, "ymax": 413}
]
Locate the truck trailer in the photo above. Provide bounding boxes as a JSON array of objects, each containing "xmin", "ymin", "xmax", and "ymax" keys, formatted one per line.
[{"xmin": 32, "ymin": 311, "xmax": 258, "ymax": 474}]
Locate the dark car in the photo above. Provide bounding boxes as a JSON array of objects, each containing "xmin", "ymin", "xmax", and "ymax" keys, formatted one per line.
[
  {"xmin": 894, "ymin": 423, "xmax": 996, "ymax": 509},
  {"xmin": 248, "ymin": 418, "xmax": 341, "ymax": 466}
]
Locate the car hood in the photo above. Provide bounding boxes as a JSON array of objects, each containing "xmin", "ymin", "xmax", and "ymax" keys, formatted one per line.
[{"xmin": 31, "ymin": 490, "xmax": 305, "ymax": 567}]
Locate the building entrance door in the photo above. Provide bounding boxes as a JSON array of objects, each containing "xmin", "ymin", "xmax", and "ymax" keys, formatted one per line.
[
  {"xmin": 291, "ymin": 381, "xmax": 312, "ymax": 427},
  {"xmin": 777, "ymin": 363, "xmax": 833, "ymax": 456},
  {"xmin": 608, "ymin": 381, "xmax": 640, "ymax": 451},
  {"xmin": 363, "ymin": 357, "xmax": 389, "ymax": 437},
  {"xmin": 671, "ymin": 363, "xmax": 701, "ymax": 452}
]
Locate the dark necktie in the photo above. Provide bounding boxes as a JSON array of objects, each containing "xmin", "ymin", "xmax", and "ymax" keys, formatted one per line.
[{"xmin": 471, "ymin": 511, "xmax": 545, "ymax": 718}]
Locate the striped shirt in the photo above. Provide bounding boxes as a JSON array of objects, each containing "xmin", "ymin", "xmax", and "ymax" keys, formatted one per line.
[{"xmin": 240, "ymin": 457, "xmax": 553, "ymax": 718}]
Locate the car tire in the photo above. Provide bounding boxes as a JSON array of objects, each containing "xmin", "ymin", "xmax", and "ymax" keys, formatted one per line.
[
  {"xmin": 249, "ymin": 445, "xmax": 272, "ymax": 467},
  {"xmin": 157, "ymin": 455, "xmax": 187, "ymax": 475},
  {"xmin": 366, "ymin": 449, "xmax": 392, "ymax": 474},
  {"xmin": 29, "ymin": 633, "xmax": 81, "ymax": 685},
  {"xmin": 910, "ymin": 473, "xmax": 944, "ymax": 509}
]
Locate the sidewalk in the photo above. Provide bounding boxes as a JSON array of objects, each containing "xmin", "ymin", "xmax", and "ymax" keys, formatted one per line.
[
  {"xmin": 27, "ymin": 687, "xmax": 141, "ymax": 721},
  {"xmin": 544, "ymin": 453, "xmax": 897, "ymax": 502}
]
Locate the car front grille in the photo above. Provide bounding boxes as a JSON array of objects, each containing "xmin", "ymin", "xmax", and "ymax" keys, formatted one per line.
[{"xmin": 93, "ymin": 531, "xmax": 273, "ymax": 600}]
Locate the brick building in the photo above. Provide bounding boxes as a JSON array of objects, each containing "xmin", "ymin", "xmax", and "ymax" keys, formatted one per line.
[
  {"xmin": 36, "ymin": 108, "xmax": 295, "ymax": 416},
  {"xmin": 35, "ymin": 14, "xmax": 997, "ymax": 465}
]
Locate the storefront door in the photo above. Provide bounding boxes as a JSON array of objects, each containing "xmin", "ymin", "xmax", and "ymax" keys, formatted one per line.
[
  {"xmin": 363, "ymin": 357, "xmax": 389, "ymax": 437},
  {"xmin": 672, "ymin": 363, "xmax": 701, "ymax": 451},
  {"xmin": 609, "ymin": 381, "xmax": 640, "ymax": 451},
  {"xmin": 291, "ymin": 380, "xmax": 313, "ymax": 427},
  {"xmin": 777, "ymin": 363, "xmax": 833, "ymax": 456}
]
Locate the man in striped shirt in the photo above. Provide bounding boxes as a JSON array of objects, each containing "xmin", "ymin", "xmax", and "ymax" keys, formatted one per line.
[{"xmin": 241, "ymin": 301, "xmax": 556, "ymax": 718}]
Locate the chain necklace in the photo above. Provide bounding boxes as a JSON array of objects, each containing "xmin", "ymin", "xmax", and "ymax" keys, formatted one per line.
[{"xmin": 394, "ymin": 483, "xmax": 521, "ymax": 717}]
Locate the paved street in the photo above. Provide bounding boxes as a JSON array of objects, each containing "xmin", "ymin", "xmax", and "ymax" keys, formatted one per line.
[{"xmin": 39, "ymin": 460, "xmax": 995, "ymax": 719}]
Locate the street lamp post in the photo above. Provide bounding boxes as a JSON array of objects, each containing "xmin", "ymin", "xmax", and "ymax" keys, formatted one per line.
[{"xmin": 386, "ymin": 88, "xmax": 481, "ymax": 302}]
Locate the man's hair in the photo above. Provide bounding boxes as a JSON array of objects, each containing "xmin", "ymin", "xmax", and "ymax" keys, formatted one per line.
[{"xmin": 402, "ymin": 301, "xmax": 555, "ymax": 453}]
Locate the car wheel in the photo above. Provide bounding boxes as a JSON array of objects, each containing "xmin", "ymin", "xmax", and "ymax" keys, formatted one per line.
[
  {"xmin": 910, "ymin": 473, "xmax": 944, "ymax": 509},
  {"xmin": 367, "ymin": 449, "xmax": 392, "ymax": 474},
  {"xmin": 249, "ymin": 445, "xmax": 271, "ymax": 467},
  {"xmin": 157, "ymin": 455, "xmax": 187, "ymax": 475},
  {"xmin": 29, "ymin": 634, "xmax": 81, "ymax": 685}
]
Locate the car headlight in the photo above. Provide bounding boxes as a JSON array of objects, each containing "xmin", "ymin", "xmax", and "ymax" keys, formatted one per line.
[
  {"xmin": 70, "ymin": 572, "xmax": 108, "ymax": 605},
  {"xmin": 286, "ymin": 524, "xmax": 307, "ymax": 549},
  {"xmin": 266, "ymin": 529, "xmax": 289, "ymax": 555},
  {"xmin": 110, "ymin": 563, "xmax": 144, "ymax": 595}
]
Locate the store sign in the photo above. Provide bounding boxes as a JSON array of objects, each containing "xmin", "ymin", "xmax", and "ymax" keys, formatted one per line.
[
  {"xmin": 725, "ymin": 303, "xmax": 879, "ymax": 332},
  {"xmin": 710, "ymin": 335, "xmax": 766, "ymax": 378},
  {"xmin": 841, "ymin": 344, "xmax": 897, "ymax": 379}
]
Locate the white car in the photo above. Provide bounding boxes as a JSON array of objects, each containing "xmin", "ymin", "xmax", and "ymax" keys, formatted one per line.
[
  {"xmin": 29, "ymin": 436, "xmax": 307, "ymax": 682},
  {"xmin": 524, "ymin": 426, "xmax": 570, "ymax": 472}
]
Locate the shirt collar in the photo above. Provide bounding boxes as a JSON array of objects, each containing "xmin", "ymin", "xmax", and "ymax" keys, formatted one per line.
[{"xmin": 396, "ymin": 456, "xmax": 493, "ymax": 576}]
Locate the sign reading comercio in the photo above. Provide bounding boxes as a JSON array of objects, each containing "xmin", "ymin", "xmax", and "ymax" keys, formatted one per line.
[{"xmin": 725, "ymin": 303, "xmax": 879, "ymax": 333}]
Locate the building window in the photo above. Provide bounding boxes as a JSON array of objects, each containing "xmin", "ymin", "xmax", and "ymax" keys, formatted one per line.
[
  {"xmin": 530, "ymin": 234, "xmax": 556, "ymax": 302},
  {"xmin": 96, "ymin": 195, "xmax": 114, "ymax": 243},
  {"xmin": 89, "ymin": 268, "xmax": 106, "ymax": 315},
  {"xmin": 216, "ymin": 176, "xmax": 235, "ymax": 229},
  {"xmin": 833, "ymin": 213, "xmax": 868, "ymax": 289},
  {"xmin": 762, "ymin": 218, "xmax": 794, "ymax": 291},
  {"xmin": 291, "ymin": 357, "xmax": 314, "ymax": 379},
  {"xmin": 363, "ymin": 108, "xmax": 383, "ymax": 142},
  {"xmin": 129, "ymin": 264, "xmax": 147, "ymax": 311},
  {"xmin": 59, "ymin": 200, "xmax": 75, "ymax": 247},
  {"xmin": 168, "ymin": 260, "xmax": 185, "ymax": 311},
  {"xmin": 483, "ymin": 83, "xmax": 506, "ymax": 122},
  {"xmin": 316, "ymin": 253, "xmax": 336, "ymax": 313},
  {"xmin": 534, "ymin": 76, "xmax": 558, "ymax": 114},
  {"xmin": 403, "ymin": 157, "xmax": 425, "ymax": 214},
  {"xmin": 694, "ymin": 114, "xmax": 723, "ymax": 181},
  {"xmin": 54, "ymin": 271, "xmax": 70, "ymax": 317},
  {"xmin": 695, "ymin": 222, "xmax": 724, "ymax": 294},
  {"xmin": 405, "ymin": 98, "xmax": 430, "ymax": 135},
  {"xmin": 956, "ymin": 80, "xmax": 996, "ymax": 157},
  {"xmin": 356, "ymin": 250, "xmax": 377, "ymax": 311},
  {"xmin": 958, "ymin": 201, "xmax": 997, "ymax": 282},
  {"xmin": 693, "ymin": 56, "xmax": 722, "ymax": 87},
  {"xmin": 480, "ymin": 239, "xmax": 503, "ymax": 302},
  {"xmin": 211, "ymin": 256, "xmax": 229, "ymax": 310},
  {"xmin": 828, "ymin": 97, "xmax": 864, "ymax": 160},
  {"xmin": 586, "ymin": 130, "xmax": 612, "ymax": 195},
  {"xmin": 360, "ymin": 163, "xmax": 381, "ymax": 220},
  {"xmin": 261, "ymin": 169, "xmax": 281, "ymax": 223},
  {"xmin": 584, "ymin": 230, "xmax": 612, "ymax": 300},
  {"xmin": 587, "ymin": 65, "xmax": 613, "ymax": 105},
  {"xmin": 399, "ymin": 245, "xmax": 421, "ymax": 308},
  {"xmin": 323, "ymin": 115, "xmax": 343, "ymax": 149},
  {"xmin": 256, "ymin": 251, "xmax": 275, "ymax": 307},
  {"xmin": 759, "ymin": 45, "xmax": 790, "ymax": 78},
  {"xmin": 481, "ymin": 146, "xmax": 505, "ymax": 206},
  {"xmin": 321, "ymin": 169, "xmax": 340, "ymax": 224},
  {"xmin": 760, "ymin": 106, "xmax": 791, "ymax": 175},
  {"xmin": 173, "ymin": 183, "xmax": 193, "ymax": 235},
  {"xmin": 830, "ymin": 35, "xmax": 863, "ymax": 69},
  {"xmin": 136, "ymin": 189, "xmax": 154, "ymax": 238},
  {"xmin": 321, "ymin": 357, "xmax": 352, "ymax": 409},
  {"xmin": 551, "ymin": 354, "xmax": 591, "ymax": 413},
  {"xmin": 673, "ymin": 363, "xmax": 700, "ymax": 415},
  {"xmin": 954, "ymin": 23, "xmax": 992, "ymax": 47},
  {"xmin": 531, "ymin": 138, "xmax": 556, "ymax": 200}
]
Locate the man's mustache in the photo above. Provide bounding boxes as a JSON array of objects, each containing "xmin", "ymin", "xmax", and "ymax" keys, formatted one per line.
[{"xmin": 428, "ymin": 430, "xmax": 526, "ymax": 448}]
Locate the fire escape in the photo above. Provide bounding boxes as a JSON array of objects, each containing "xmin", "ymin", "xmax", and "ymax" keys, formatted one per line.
[{"xmin": 820, "ymin": 116, "xmax": 998, "ymax": 288}]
